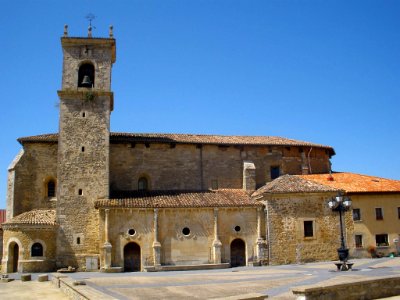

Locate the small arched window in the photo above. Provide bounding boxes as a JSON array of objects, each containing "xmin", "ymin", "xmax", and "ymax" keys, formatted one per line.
[
  {"xmin": 47, "ymin": 180, "xmax": 56, "ymax": 197},
  {"xmin": 31, "ymin": 243, "xmax": 43, "ymax": 257},
  {"xmin": 138, "ymin": 177, "xmax": 148, "ymax": 191},
  {"xmin": 78, "ymin": 63, "xmax": 95, "ymax": 88}
]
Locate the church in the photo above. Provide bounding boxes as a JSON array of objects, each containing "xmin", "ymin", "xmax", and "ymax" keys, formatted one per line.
[{"xmin": 2, "ymin": 27, "xmax": 399, "ymax": 273}]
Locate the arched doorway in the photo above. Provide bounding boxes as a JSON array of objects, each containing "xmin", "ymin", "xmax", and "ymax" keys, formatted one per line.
[
  {"xmin": 230, "ymin": 239, "xmax": 246, "ymax": 267},
  {"xmin": 8, "ymin": 242, "xmax": 19, "ymax": 273},
  {"xmin": 124, "ymin": 242, "xmax": 141, "ymax": 272}
]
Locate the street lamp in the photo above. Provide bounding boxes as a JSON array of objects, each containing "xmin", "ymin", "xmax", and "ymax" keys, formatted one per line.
[{"xmin": 328, "ymin": 192, "xmax": 352, "ymax": 270}]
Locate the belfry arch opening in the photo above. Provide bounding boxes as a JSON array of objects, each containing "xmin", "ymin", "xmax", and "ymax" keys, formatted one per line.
[
  {"xmin": 78, "ymin": 63, "xmax": 95, "ymax": 88},
  {"xmin": 230, "ymin": 238, "xmax": 246, "ymax": 267},
  {"xmin": 124, "ymin": 242, "xmax": 141, "ymax": 272}
]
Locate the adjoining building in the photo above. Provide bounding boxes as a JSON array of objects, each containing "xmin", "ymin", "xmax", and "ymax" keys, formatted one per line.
[
  {"xmin": 299, "ymin": 172, "xmax": 400, "ymax": 258},
  {"xmin": 1, "ymin": 28, "xmax": 399, "ymax": 273}
]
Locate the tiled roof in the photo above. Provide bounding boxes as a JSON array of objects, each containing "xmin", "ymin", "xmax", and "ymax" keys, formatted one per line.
[
  {"xmin": 299, "ymin": 172, "xmax": 400, "ymax": 193},
  {"xmin": 17, "ymin": 132, "xmax": 334, "ymax": 153},
  {"xmin": 252, "ymin": 174, "xmax": 340, "ymax": 197},
  {"xmin": 3, "ymin": 209, "xmax": 57, "ymax": 226},
  {"xmin": 95, "ymin": 189, "xmax": 262, "ymax": 209}
]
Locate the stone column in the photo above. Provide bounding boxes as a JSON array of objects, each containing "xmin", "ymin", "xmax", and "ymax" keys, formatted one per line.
[
  {"xmin": 152, "ymin": 208, "xmax": 162, "ymax": 269},
  {"xmin": 212, "ymin": 208, "xmax": 222, "ymax": 264},
  {"xmin": 102, "ymin": 209, "xmax": 112, "ymax": 269},
  {"xmin": 255, "ymin": 207, "xmax": 264, "ymax": 265}
]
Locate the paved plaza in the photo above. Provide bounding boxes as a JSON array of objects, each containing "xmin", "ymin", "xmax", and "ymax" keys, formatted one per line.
[{"xmin": 1, "ymin": 258, "xmax": 400, "ymax": 299}]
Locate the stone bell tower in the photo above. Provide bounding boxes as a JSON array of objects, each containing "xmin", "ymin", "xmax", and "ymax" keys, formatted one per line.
[{"xmin": 56, "ymin": 25, "xmax": 116, "ymax": 268}]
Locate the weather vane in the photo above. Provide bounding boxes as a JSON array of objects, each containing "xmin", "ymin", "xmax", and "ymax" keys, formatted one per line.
[
  {"xmin": 86, "ymin": 13, "xmax": 96, "ymax": 37},
  {"xmin": 86, "ymin": 13, "xmax": 96, "ymax": 27}
]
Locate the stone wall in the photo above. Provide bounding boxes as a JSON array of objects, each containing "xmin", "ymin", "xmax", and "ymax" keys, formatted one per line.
[
  {"xmin": 109, "ymin": 143, "xmax": 331, "ymax": 192},
  {"xmin": 1, "ymin": 227, "xmax": 57, "ymax": 272},
  {"xmin": 57, "ymin": 93, "xmax": 111, "ymax": 268},
  {"xmin": 264, "ymin": 193, "xmax": 353, "ymax": 265},
  {"xmin": 7, "ymin": 144, "xmax": 58, "ymax": 219},
  {"xmin": 99, "ymin": 207, "xmax": 264, "ymax": 270}
]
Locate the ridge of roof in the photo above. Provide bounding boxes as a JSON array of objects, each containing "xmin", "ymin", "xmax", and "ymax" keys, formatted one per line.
[
  {"xmin": 299, "ymin": 172, "xmax": 400, "ymax": 193},
  {"xmin": 17, "ymin": 132, "xmax": 334, "ymax": 152},
  {"xmin": 252, "ymin": 174, "xmax": 340, "ymax": 197},
  {"xmin": 95, "ymin": 189, "xmax": 262, "ymax": 209}
]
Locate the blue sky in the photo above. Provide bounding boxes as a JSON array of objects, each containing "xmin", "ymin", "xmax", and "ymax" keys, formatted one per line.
[{"xmin": 0, "ymin": 0, "xmax": 399, "ymax": 209}]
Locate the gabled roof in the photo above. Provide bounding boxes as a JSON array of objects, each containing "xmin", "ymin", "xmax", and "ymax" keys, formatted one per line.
[
  {"xmin": 252, "ymin": 174, "xmax": 340, "ymax": 197},
  {"xmin": 17, "ymin": 132, "xmax": 335, "ymax": 154},
  {"xmin": 299, "ymin": 172, "xmax": 400, "ymax": 193},
  {"xmin": 95, "ymin": 189, "xmax": 262, "ymax": 209},
  {"xmin": 2, "ymin": 209, "xmax": 57, "ymax": 227}
]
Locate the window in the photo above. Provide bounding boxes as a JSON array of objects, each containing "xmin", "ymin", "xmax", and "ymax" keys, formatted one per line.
[
  {"xmin": 375, "ymin": 208, "xmax": 383, "ymax": 220},
  {"xmin": 398, "ymin": 207, "xmax": 400, "ymax": 219},
  {"xmin": 352, "ymin": 209, "xmax": 361, "ymax": 221},
  {"xmin": 376, "ymin": 234, "xmax": 389, "ymax": 247},
  {"xmin": 304, "ymin": 221, "xmax": 314, "ymax": 238},
  {"xmin": 31, "ymin": 243, "xmax": 43, "ymax": 257},
  {"xmin": 78, "ymin": 189, "xmax": 83, "ymax": 196},
  {"xmin": 47, "ymin": 180, "xmax": 56, "ymax": 197},
  {"xmin": 182, "ymin": 227, "xmax": 190, "ymax": 236},
  {"xmin": 355, "ymin": 235, "xmax": 363, "ymax": 248},
  {"xmin": 78, "ymin": 63, "xmax": 94, "ymax": 88},
  {"xmin": 270, "ymin": 166, "xmax": 280, "ymax": 180},
  {"xmin": 138, "ymin": 177, "xmax": 148, "ymax": 191}
]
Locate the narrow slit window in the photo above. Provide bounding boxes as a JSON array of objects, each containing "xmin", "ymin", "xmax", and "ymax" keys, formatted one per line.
[
  {"xmin": 78, "ymin": 189, "xmax": 83, "ymax": 196},
  {"xmin": 47, "ymin": 180, "xmax": 56, "ymax": 197},
  {"xmin": 304, "ymin": 221, "xmax": 314, "ymax": 238}
]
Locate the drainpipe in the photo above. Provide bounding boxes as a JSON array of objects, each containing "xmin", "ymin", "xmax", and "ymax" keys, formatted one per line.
[
  {"xmin": 264, "ymin": 201, "xmax": 271, "ymax": 264},
  {"xmin": 307, "ymin": 147, "xmax": 313, "ymax": 174}
]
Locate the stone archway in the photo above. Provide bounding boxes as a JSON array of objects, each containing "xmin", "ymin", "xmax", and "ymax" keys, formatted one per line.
[
  {"xmin": 124, "ymin": 242, "xmax": 141, "ymax": 272},
  {"xmin": 230, "ymin": 238, "xmax": 246, "ymax": 267},
  {"xmin": 7, "ymin": 242, "xmax": 19, "ymax": 273}
]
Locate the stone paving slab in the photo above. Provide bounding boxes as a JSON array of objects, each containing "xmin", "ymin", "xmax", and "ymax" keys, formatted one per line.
[
  {"xmin": 0, "ymin": 280, "xmax": 69, "ymax": 300},
  {"xmin": 1, "ymin": 258, "xmax": 400, "ymax": 299}
]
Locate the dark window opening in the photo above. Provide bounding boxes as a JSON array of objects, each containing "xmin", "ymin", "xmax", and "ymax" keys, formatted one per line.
[
  {"xmin": 47, "ymin": 180, "xmax": 56, "ymax": 197},
  {"xmin": 82, "ymin": 112, "xmax": 86, "ymax": 118},
  {"xmin": 128, "ymin": 229, "xmax": 136, "ymax": 236},
  {"xmin": 138, "ymin": 177, "xmax": 148, "ymax": 191},
  {"xmin": 234, "ymin": 226, "xmax": 241, "ymax": 232},
  {"xmin": 353, "ymin": 209, "xmax": 361, "ymax": 221},
  {"xmin": 77, "ymin": 237, "xmax": 81, "ymax": 245},
  {"xmin": 78, "ymin": 189, "xmax": 83, "ymax": 196},
  {"xmin": 81, "ymin": 146, "xmax": 85, "ymax": 152},
  {"xmin": 375, "ymin": 208, "xmax": 383, "ymax": 220},
  {"xmin": 376, "ymin": 234, "xmax": 389, "ymax": 247},
  {"xmin": 78, "ymin": 63, "xmax": 95, "ymax": 88},
  {"xmin": 182, "ymin": 227, "xmax": 190, "ymax": 236},
  {"xmin": 270, "ymin": 166, "xmax": 280, "ymax": 180},
  {"xmin": 355, "ymin": 235, "xmax": 363, "ymax": 248},
  {"xmin": 31, "ymin": 243, "xmax": 43, "ymax": 257},
  {"xmin": 304, "ymin": 221, "xmax": 314, "ymax": 238},
  {"xmin": 398, "ymin": 207, "xmax": 400, "ymax": 219}
]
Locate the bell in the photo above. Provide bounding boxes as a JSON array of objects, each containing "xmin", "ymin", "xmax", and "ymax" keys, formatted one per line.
[{"xmin": 81, "ymin": 75, "xmax": 92, "ymax": 87}]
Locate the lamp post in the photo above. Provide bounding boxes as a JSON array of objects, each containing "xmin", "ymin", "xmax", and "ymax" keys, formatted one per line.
[{"xmin": 328, "ymin": 192, "xmax": 352, "ymax": 270}]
